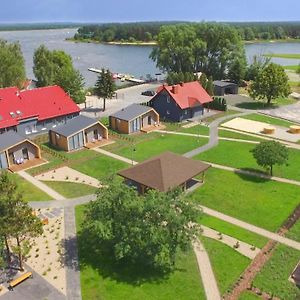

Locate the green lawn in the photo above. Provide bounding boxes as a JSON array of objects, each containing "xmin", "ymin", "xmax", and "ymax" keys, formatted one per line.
[
  {"xmin": 286, "ymin": 219, "xmax": 300, "ymax": 243},
  {"xmin": 9, "ymin": 173, "xmax": 52, "ymax": 202},
  {"xmin": 234, "ymin": 97, "xmax": 296, "ymax": 110},
  {"xmin": 195, "ymin": 140, "xmax": 300, "ymax": 182},
  {"xmin": 284, "ymin": 65, "xmax": 300, "ymax": 71},
  {"xmin": 199, "ymin": 214, "xmax": 268, "ymax": 248},
  {"xmin": 75, "ymin": 205, "xmax": 206, "ymax": 300},
  {"xmin": 253, "ymin": 245, "xmax": 300, "ymax": 299},
  {"xmin": 202, "ymin": 110, "xmax": 240, "ymax": 124},
  {"xmin": 242, "ymin": 113, "xmax": 297, "ymax": 127},
  {"xmin": 178, "ymin": 124, "xmax": 210, "ymax": 135},
  {"xmin": 201, "ymin": 237, "xmax": 250, "ymax": 295},
  {"xmin": 44, "ymin": 181, "xmax": 97, "ymax": 198},
  {"xmin": 238, "ymin": 291, "xmax": 261, "ymax": 300},
  {"xmin": 190, "ymin": 168, "xmax": 300, "ymax": 232},
  {"xmin": 218, "ymin": 129, "xmax": 263, "ymax": 142},
  {"xmin": 107, "ymin": 133, "xmax": 208, "ymax": 162},
  {"xmin": 264, "ymin": 53, "xmax": 300, "ymax": 59}
]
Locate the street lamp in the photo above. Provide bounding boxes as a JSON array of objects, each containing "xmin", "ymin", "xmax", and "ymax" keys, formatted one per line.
[{"xmin": 132, "ymin": 144, "xmax": 136, "ymax": 165}]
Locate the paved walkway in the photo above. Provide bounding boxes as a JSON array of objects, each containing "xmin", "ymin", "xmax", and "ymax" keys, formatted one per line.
[
  {"xmin": 207, "ymin": 161, "xmax": 300, "ymax": 187},
  {"xmin": 92, "ymin": 148, "xmax": 137, "ymax": 165},
  {"xmin": 200, "ymin": 205, "xmax": 300, "ymax": 251},
  {"xmin": 18, "ymin": 171, "xmax": 66, "ymax": 200},
  {"xmin": 64, "ymin": 207, "xmax": 82, "ymax": 300},
  {"xmin": 193, "ymin": 239, "xmax": 221, "ymax": 300}
]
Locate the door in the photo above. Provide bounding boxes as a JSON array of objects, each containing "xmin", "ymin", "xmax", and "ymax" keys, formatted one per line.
[
  {"xmin": 22, "ymin": 148, "xmax": 29, "ymax": 160},
  {"xmin": 93, "ymin": 129, "xmax": 98, "ymax": 140},
  {"xmin": 148, "ymin": 116, "xmax": 152, "ymax": 125}
]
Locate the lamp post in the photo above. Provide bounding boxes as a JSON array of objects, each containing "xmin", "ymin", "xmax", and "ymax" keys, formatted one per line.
[{"xmin": 131, "ymin": 144, "xmax": 136, "ymax": 165}]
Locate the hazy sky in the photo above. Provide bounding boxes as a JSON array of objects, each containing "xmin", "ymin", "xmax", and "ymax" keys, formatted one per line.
[{"xmin": 1, "ymin": 0, "xmax": 299, "ymax": 23}]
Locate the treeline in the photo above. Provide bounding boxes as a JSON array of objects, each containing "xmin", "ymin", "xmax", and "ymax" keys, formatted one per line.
[
  {"xmin": 0, "ymin": 23, "xmax": 81, "ymax": 32},
  {"xmin": 74, "ymin": 21, "xmax": 300, "ymax": 43}
]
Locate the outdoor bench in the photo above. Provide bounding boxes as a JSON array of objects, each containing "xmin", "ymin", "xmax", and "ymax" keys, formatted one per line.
[{"xmin": 8, "ymin": 271, "xmax": 33, "ymax": 290}]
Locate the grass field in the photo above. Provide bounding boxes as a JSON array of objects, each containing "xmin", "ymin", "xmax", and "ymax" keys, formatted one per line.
[
  {"xmin": 44, "ymin": 181, "xmax": 97, "ymax": 198},
  {"xmin": 9, "ymin": 173, "xmax": 52, "ymax": 202},
  {"xmin": 201, "ymin": 237, "xmax": 250, "ymax": 295},
  {"xmin": 238, "ymin": 291, "xmax": 261, "ymax": 299},
  {"xmin": 75, "ymin": 205, "xmax": 206, "ymax": 300},
  {"xmin": 242, "ymin": 113, "xmax": 297, "ymax": 127},
  {"xmin": 199, "ymin": 214, "xmax": 268, "ymax": 248},
  {"xmin": 195, "ymin": 140, "xmax": 300, "ymax": 182},
  {"xmin": 286, "ymin": 219, "xmax": 300, "ymax": 243},
  {"xmin": 190, "ymin": 168, "xmax": 300, "ymax": 232},
  {"xmin": 264, "ymin": 53, "xmax": 300, "ymax": 59},
  {"xmin": 106, "ymin": 133, "xmax": 208, "ymax": 162},
  {"xmin": 218, "ymin": 129, "xmax": 263, "ymax": 142},
  {"xmin": 234, "ymin": 97, "xmax": 296, "ymax": 110},
  {"xmin": 253, "ymin": 244, "xmax": 300, "ymax": 299},
  {"xmin": 284, "ymin": 65, "xmax": 300, "ymax": 71}
]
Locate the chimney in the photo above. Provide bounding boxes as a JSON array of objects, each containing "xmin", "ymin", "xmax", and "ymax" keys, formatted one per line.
[
  {"xmin": 172, "ymin": 85, "xmax": 179, "ymax": 94},
  {"xmin": 179, "ymin": 82, "xmax": 184, "ymax": 87}
]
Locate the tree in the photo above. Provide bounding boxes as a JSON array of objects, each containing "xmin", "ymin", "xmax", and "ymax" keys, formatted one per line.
[
  {"xmin": 251, "ymin": 141, "xmax": 289, "ymax": 176},
  {"xmin": 33, "ymin": 45, "xmax": 86, "ymax": 104},
  {"xmin": 0, "ymin": 172, "xmax": 43, "ymax": 270},
  {"xmin": 94, "ymin": 69, "xmax": 116, "ymax": 111},
  {"xmin": 249, "ymin": 63, "xmax": 290, "ymax": 105},
  {"xmin": 151, "ymin": 23, "xmax": 245, "ymax": 80},
  {"xmin": 83, "ymin": 178, "xmax": 200, "ymax": 272},
  {"xmin": 227, "ymin": 52, "xmax": 247, "ymax": 85},
  {"xmin": 166, "ymin": 72, "xmax": 196, "ymax": 85},
  {"xmin": 0, "ymin": 39, "xmax": 26, "ymax": 88},
  {"xmin": 206, "ymin": 76, "xmax": 214, "ymax": 96},
  {"xmin": 245, "ymin": 55, "xmax": 270, "ymax": 81}
]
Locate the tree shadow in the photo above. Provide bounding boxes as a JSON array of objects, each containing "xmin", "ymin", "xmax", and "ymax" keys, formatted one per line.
[
  {"xmin": 235, "ymin": 102, "xmax": 279, "ymax": 110},
  {"xmin": 67, "ymin": 229, "xmax": 182, "ymax": 286},
  {"xmin": 235, "ymin": 168, "xmax": 271, "ymax": 183}
]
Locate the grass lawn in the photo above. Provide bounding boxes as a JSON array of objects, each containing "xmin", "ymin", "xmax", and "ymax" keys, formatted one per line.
[
  {"xmin": 178, "ymin": 124, "xmax": 210, "ymax": 135},
  {"xmin": 44, "ymin": 181, "xmax": 97, "ymax": 198},
  {"xmin": 284, "ymin": 65, "xmax": 300, "ymax": 71},
  {"xmin": 235, "ymin": 97, "xmax": 296, "ymax": 110},
  {"xmin": 190, "ymin": 168, "xmax": 300, "ymax": 232},
  {"xmin": 286, "ymin": 219, "xmax": 300, "ymax": 243},
  {"xmin": 199, "ymin": 214, "xmax": 268, "ymax": 248},
  {"xmin": 195, "ymin": 140, "xmax": 300, "ymax": 182},
  {"xmin": 264, "ymin": 53, "xmax": 300, "ymax": 59},
  {"xmin": 253, "ymin": 245, "xmax": 300, "ymax": 299},
  {"xmin": 9, "ymin": 173, "xmax": 52, "ymax": 202},
  {"xmin": 107, "ymin": 133, "xmax": 208, "ymax": 162},
  {"xmin": 201, "ymin": 237, "xmax": 250, "ymax": 295},
  {"xmin": 238, "ymin": 291, "xmax": 261, "ymax": 299},
  {"xmin": 202, "ymin": 110, "xmax": 240, "ymax": 124},
  {"xmin": 242, "ymin": 113, "xmax": 297, "ymax": 127},
  {"xmin": 218, "ymin": 129, "xmax": 263, "ymax": 142},
  {"xmin": 75, "ymin": 205, "xmax": 206, "ymax": 300}
]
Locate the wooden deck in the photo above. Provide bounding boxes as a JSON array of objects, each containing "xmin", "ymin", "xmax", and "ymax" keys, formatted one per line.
[
  {"xmin": 85, "ymin": 139, "xmax": 115, "ymax": 149},
  {"xmin": 141, "ymin": 124, "xmax": 166, "ymax": 133},
  {"xmin": 9, "ymin": 158, "xmax": 47, "ymax": 173}
]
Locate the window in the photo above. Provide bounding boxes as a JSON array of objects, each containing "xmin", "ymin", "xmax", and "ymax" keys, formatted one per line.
[
  {"xmin": 25, "ymin": 126, "xmax": 31, "ymax": 134},
  {"xmin": 31, "ymin": 124, "xmax": 37, "ymax": 133},
  {"xmin": 166, "ymin": 110, "xmax": 170, "ymax": 115},
  {"xmin": 184, "ymin": 109, "xmax": 188, "ymax": 115}
]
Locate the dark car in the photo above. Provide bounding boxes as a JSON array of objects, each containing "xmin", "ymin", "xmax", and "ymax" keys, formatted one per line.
[{"xmin": 141, "ymin": 90, "xmax": 156, "ymax": 96}]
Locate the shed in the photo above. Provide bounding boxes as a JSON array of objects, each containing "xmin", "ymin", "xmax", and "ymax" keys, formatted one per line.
[
  {"xmin": 49, "ymin": 115, "xmax": 108, "ymax": 152},
  {"xmin": 213, "ymin": 81, "xmax": 238, "ymax": 96},
  {"xmin": 118, "ymin": 151, "xmax": 211, "ymax": 194}
]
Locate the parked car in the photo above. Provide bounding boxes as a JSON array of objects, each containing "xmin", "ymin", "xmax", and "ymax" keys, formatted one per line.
[{"xmin": 141, "ymin": 90, "xmax": 156, "ymax": 96}]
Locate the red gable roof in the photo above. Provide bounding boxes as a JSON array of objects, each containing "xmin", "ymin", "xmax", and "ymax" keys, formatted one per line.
[
  {"xmin": 0, "ymin": 86, "xmax": 80, "ymax": 129},
  {"xmin": 156, "ymin": 81, "xmax": 213, "ymax": 109}
]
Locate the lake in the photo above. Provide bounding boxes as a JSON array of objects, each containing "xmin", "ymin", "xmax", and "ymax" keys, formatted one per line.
[{"xmin": 0, "ymin": 28, "xmax": 299, "ymax": 87}]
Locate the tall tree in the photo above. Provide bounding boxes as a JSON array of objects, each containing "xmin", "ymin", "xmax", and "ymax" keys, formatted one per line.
[
  {"xmin": 251, "ymin": 141, "xmax": 289, "ymax": 176},
  {"xmin": 0, "ymin": 172, "xmax": 43, "ymax": 270},
  {"xmin": 249, "ymin": 63, "xmax": 290, "ymax": 105},
  {"xmin": 83, "ymin": 177, "xmax": 200, "ymax": 272},
  {"xmin": 227, "ymin": 52, "xmax": 247, "ymax": 85},
  {"xmin": 0, "ymin": 40, "xmax": 26, "ymax": 88},
  {"xmin": 94, "ymin": 69, "xmax": 116, "ymax": 112},
  {"xmin": 151, "ymin": 23, "xmax": 245, "ymax": 80},
  {"xmin": 33, "ymin": 45, "xmax": 86, "ymax": 104}
]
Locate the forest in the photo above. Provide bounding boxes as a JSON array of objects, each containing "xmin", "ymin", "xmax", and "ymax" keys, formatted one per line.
[{"xmin": 73, "ymin": 21, "xmax": 300, "ymax": 43}]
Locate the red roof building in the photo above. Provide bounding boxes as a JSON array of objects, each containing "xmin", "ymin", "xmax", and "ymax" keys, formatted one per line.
[
  {"xmin": 150, "ymin": 81, "xmax": 213, "ymax": 122},
  {"xmin": 0, "ymin": 85, "xmax": 80, "ymax": 135}
]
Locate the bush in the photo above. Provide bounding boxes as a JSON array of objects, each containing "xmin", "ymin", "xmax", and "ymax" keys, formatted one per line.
[{"xmin": 207, "ymin": 97, "xmax": 227, "ymax": 111}]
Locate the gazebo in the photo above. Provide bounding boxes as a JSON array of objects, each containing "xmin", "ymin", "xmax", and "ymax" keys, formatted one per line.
[{"xmin": 118, "ymin": 151, "xmax": 211, "ymax": 194}]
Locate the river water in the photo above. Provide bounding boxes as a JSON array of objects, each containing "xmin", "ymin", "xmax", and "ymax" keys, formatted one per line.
[{"xmin": 0, "ymin": 28, "xmax": 299, "ymax": 87}]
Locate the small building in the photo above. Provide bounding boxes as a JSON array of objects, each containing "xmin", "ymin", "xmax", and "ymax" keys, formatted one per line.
[
  {"xmin": 109, "ymin": 104, "xmax": 160, "ymax": 134},
  {"xmin": 213, "ymin": 81, "xmax": 238, "ymax": 96},
  {"xmin": 0, "ymin": 132, "xmax": 41, "ymax": 171},
  {"xmin": 149, "ymin": 81, "xmax": 213, "ymax": 122},
  {"xmin": 0, "ymin": 85, "xmax": 80, "ymax": 136},
  {"xmin": 292, "ymin": 263, "xmax": 300, "ymax": 286},
  {"xmin": 49, "ymin": 115, "xmax": 108, "ymax": 152},
  {"xmin": 118, "ymin": 151, "xmax": 211, "ymax": 194}
]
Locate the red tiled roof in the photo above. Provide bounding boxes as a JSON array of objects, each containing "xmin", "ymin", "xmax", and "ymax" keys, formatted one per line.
[
  {"xmin": 0, "ymin": 86, "xmax": 80, "ymax": 129},
  {"xmin": 156, "ymin": 81, "xmax": 213, "ymax": 109}
]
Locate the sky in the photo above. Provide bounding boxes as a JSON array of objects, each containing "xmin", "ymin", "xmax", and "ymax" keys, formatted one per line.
[{"xmin": 0, "ymin": 0, "xmax": 299, "ymax": 23}]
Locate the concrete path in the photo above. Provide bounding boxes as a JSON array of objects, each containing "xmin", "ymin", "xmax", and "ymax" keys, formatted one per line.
[
  {"xmin": 18, "ymin": 171, "xmax": 66, "ymax": 200},
  {"xmin": 193, "ymin": 239, "xmax": 221, "ymax": 300},
  {"xmin": 207, "ymin": 162, "xmax": 300, "ymax": 187},
  {"xmin": 201, "ymin": 225, "xmax": 260, "ymax": 259},
  {"xmin": 200, "ymin": 205, "xmax": 300, "ymax": 251},
  {"xmin": 92, "ymin": 147, "xmax": 137, "ymax": 165},
  {"xmin": 64, "ymin": 207, "xmax": 82, "ymax": 300}
]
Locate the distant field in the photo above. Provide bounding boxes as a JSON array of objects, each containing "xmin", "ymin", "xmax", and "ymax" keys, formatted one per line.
[
  {"xmin": 284, "ymin": 65, "xmax": 300, "ymax": 71},
  {"xmin": 264, "ymin": 53, "xmax": 300, "ymax": 59}
]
